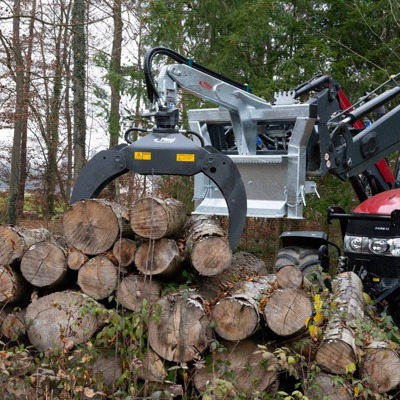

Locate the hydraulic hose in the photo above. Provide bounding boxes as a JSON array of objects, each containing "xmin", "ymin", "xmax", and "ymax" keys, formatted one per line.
[{"xmin": 144, "ymin": 47, "xmax": 250, "ymax": 103}]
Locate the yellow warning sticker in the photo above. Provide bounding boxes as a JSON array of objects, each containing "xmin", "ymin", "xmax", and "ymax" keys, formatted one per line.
[
  {"xmin": 176, "ymin": 153, "xmax": 195, "ymax": 162},
  {"xmin": 134, "ymin": 152, "xmax": 152, "ymax": 160}
]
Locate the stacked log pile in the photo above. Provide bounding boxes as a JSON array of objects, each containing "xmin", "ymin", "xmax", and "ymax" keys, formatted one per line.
[{"xmin": 0, "ymin": 196, "xmax": 400, "ymax": 399}]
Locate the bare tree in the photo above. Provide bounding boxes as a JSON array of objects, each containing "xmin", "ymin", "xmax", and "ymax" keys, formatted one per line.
[
  {"xmin": 6, "ymin": 0, "xmax": 24, "ymax": 224},
  {"xmin": 72, "ymin": 0, "xmax": 87, "ymax": 179}
]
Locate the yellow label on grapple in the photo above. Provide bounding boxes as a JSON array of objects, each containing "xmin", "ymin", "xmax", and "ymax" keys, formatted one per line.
[
  {"xmin": 134, "ymin": 152, "xmax": 152, "ymax": 160},
  {"xmin": 176, "ymin": 153, "xmax": 195, "ymax": 162}
]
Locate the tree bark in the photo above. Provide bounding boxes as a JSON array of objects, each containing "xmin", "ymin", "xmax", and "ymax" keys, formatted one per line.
[
  {"xmin": 315, "ymin": 272, "xmax": 364, "ymax": 375},
  {"xmin": 276, "ymin": 265, "xmax": 310, "ymax": 289},
  {"xmin": 136, "ymin": 348, "xmax": 167, "ymax": 383},
  {"xmin": 148, "ymin": 291, "xmax": 211, "ymax": 362},
  {"xmin": 1, "ymin": 309, "xmax": 26, "ymax": 340},
  {"xmin": 112, "ymin": 238, "xmax": 137, "ymax": 268},
  {"xmin": 6, "ymin": 0, "xmax": 24, "ymax": 225},
  {"xmin": 263, "ymin": 288, "xmax": 313, "ymax": 337},
  {"xmin": 185, "ymin": 215, "xmax": 232, "ymax": 276},
  {"xmin": 134, "ymin": 238, "xmax": 184, "ymax": 277},
  {"xmin": 129, "ymin": 197, "xmax": 187, "ymax": 239},
  {"xmin": 116, "ymin": 274, "xmax": 161, "ymax": 312},
  {"xmin": 304, "ymin": 373, "xmax": 352, "ymax": 400},
  {"xmin": 361, "ymin": 341, "xmax": 400, "ymax": 393},
  {"xmin": 20, "ymin": 240, "xmax": 68, "ymax": 288},
  {"xmin": 67, "ymin": 248, "xmax": 88, "ymax": 271},
  {"xmin": 0, "ymin": 225, "xmax": 52, "ymax": 265},
  {"xmin": 198, "ymin": 251, "xmax": 269, "ymax": 299},
  {"xmin": 90, "ymin": 350, "xmax": 123, "ymax": 395},
  {"xmin": 72, "ymin": 0, "xmax": 87, "ymax": 178},
  {"xmin": 192, "ymin": 339, "xmax": 279, "ymax": 395},
  {"xmin": 25, "ymin": 291, "xmax": 103, "ymax": 352},
  {"xmin": 0, "ymin": 265, "xmax": 31, "ymax": 305},
  {"xmin": 78, "ymin": 255, "xmax": 118, "ymax": 300},
  {"xmin": 63, "ymin": 199, "xmax": 131, "ymax": 255},
  {"xmin": 211, "ymin": 275, "xmax": 277, "ymax": 341}
]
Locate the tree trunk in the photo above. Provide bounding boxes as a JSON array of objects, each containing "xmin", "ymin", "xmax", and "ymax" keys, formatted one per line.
[
  {"xmin": 1, "ymin": 309, "xmax": 26, "ymax": 340},
  {"xmin": 63, "ymin": 199, "xmax": 131, "ymax": 255},
  {"xmin": 315, "ymin": 272, "xmax": 364, "ymax": 375},
  {"xmin": 112, "ymin": 238, "xmax": 137, "ymax": 268},
  {"xmin": 105, "ymin": 0, "xmax": 123, "ymax": 200},
  {"xmin": 211, "ymin": 275, "xmax": 277, "ymax": 341},
  {"xmin": 72, "ymin": 0, "xmax": 87, "ymax": 178},
  {"xmin": 116, "ymin": 274, "xmax": 161, "ymax": 312},
  {"xmin": 134, "ymin": 238, "xmax": 184, "ymax": 277},
  {"xmin": 25, "ymin": 291, "xmax": 103, "ymax": 352},
  {"xmin": 192, "ymin": 339, "xmax": 279, "ymax": 395},
  {"xmin": 0, "ymin": 225, "xmax": 52, "ymax": 265},
  {"xmin": 198, "ymin": 251, "xmax": 269, "ymax": 299},
  {"xmin": 90, "ymin": 350, "xmax": 123, "ymax": 395},
  {"xmin": 304, "ymin": 373, "xmax": 352, "ymax": 400},
  {"xmin": 129, "ymin": 197, "xmax": 187, "ymax": 239},
  {"xmin": 185, "ymin": 215, "xmax": 232, "ymax": 276},
  {"xmin": 67, "ymin": 249, "xmax": 88, "ymax": 271},
  {"xmin": 136, "ymin": 348, "xmax": 167, "ymax": 383},
  {"xmin": 20, "ymin": 240, "xmax": 67, "ymax": 288},
  {"xmin": 148, "ymin": 292, "xmax": 211, "ymax": 362},
  {"xmin": 276, "ymin": 265, "xmax": 310, "ymax": 289},
  {"xmin": 0, "ymin": 265, "xmax": 31, "ymax": 305},
  {"xmin": 361, "ymin": 341, "xmax": 400, "ymax": 393},
  {"xmin": 6, "ymin": 0, "xmax": 24, "ymax": 225},
  {"xmin": 77, "ymin": 255, "xmax": 118, "ymax": 300},
  {"xmin": 263, "ymin": 288, "xmax": 313, "ymax": 337}
]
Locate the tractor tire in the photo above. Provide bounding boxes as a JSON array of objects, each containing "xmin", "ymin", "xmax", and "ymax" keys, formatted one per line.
[{"xmin": 275, "ymin": 246, "xmax": 326, "ymax": 290}]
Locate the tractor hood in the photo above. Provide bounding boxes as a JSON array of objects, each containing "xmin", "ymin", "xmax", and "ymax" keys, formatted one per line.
[{"xmin": 353, "ymin": 188, "xmax": 400, "ymax": 215}]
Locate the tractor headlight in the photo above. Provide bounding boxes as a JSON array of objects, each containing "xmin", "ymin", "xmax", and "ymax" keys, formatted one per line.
[
  {"xmin": 344, "ymin": 235, "xmax": 400, "ymax": 257},
  {"xmin": 368, "ymin": 239, "xmax": 389, "ymax": 254},
  {"xmin": 344, "ymin": 235, "xmax": 364, "ymax": 253},
  {"xmin": 390, "ymin": 238, "xmax": 400, "ymax": 256}
]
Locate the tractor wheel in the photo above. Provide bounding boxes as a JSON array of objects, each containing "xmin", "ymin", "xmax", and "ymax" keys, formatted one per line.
[{"xmin": 275, "ymin": 246, "xmax": 326, "ymax": 290}]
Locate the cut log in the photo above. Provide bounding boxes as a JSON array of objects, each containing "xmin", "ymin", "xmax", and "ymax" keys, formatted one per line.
[
  {"xmin": 116, "ymin": 274, "xmax": 161, "ymax": 312},
  {"xmin": 62, "ymin": 199, "xmax": 131, "ymax": 255},
  {"xmin": 263, "ymin": 288, "xmax": 313, "ymax": 337},
  {"xmin": 78, "ymin": 255, "xmax": 118, "ymax": 300},
  {"xmin": 0, "ymin": 225, "xmax": 52, "ymax": 265},
  {"xmin": 136, "ymin": 348, "xmax": 167, "ymax": 383},
  {"xmin": 198, "ymin": 251, "xmax": 269, "ymax": 299},
  {"xmin": 192, "ymin": 339, "xmax": 279, "ymax": 395},
  {"xmin": 67, "ymin": 249, "xmax": 88, "ymax": 271},
  {"xmin": 211, "ymin": 275, "xmax": 277, "ymax": 341},
  {"xmin": 129, "ymin": 197, "xmax": 187, "ymax": 239},
  {"xmin": 185, "ymin": 215, "xmax": 232, "ymax": 276},
  {"xmin": 112, "ymin": 238, "xmax": 137, "ymax": 268},
  {"xmin": 1, "ymin": 309, "xmax": 26, "ymax": 340},
  {"xmin": 134, "ymin": 238, "xmax": 184, "ymax": 277},
  {"xmin": 148, "ymin": 291, "xmax": 211, "ymax": 362},
  {"xmin": 90, "ymin": 350, "xmax": 123, "ymax": 394},
  {"xmin": 304, "ymin": 373, "xmax": 352, "ymax": 400},
  {"xmin": 25, "ymin": 291, "xmax": 103, "ymax": 352},
  {"xmin": 315, "ymin": 271, "xmax": 364, "ymax": 375},
  {"xmin": 0, "ymin": 265, "xmax": 31, "ymax": 305},
  {"xmin": 276, "ymin": 264, "xmax": 310, "ymax": 289},
  {"xmin": 361, "ymin": 341, "xmax": 400, "ymax": 393},
  {"xmin": 20, "ymin": 240, "xmax": 67, "ymax": 288}
]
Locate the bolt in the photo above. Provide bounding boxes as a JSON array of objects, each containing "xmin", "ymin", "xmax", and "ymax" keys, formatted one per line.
[{"xmin": 347, "ymin": 157, "xmax": 352, "ymax": 167}]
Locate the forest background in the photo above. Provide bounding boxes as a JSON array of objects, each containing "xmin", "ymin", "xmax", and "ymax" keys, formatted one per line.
[{"xmin": 1, "ymin": 0, "xmax": 400, "ymax": 260}]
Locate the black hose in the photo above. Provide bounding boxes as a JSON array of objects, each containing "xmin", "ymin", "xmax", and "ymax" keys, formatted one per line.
[{"xmin": 144, "ymin": 47, "xmax": 250, "ymax": 103}]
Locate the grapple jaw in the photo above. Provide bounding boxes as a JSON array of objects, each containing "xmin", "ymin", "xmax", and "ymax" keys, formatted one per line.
[{"xmin": 70, "ymin": 131, "xmax": 247, "ymax": 248}]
